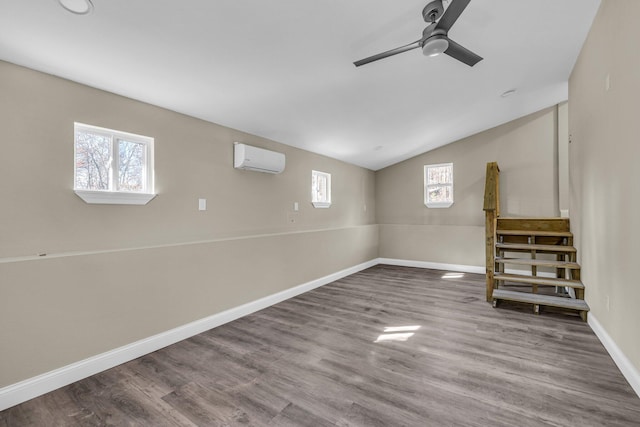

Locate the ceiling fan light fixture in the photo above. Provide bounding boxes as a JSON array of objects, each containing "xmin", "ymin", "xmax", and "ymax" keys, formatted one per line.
[
  {"xmin": 57, "ymin": 0, "xmax": 94, "ymax": 15},
  {"xmin": 422, "ymin": 36, "xmax": 449, "ymax": 57}
]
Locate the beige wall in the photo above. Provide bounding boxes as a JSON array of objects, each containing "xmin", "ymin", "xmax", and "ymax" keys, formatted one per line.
[
  {"xmin": 376, "ymin": 107, "xmax": 560, "ymax": 265},
  {"xmin": 569, "ymin": 0, "xmax": 640, "ymax": 372},
  {"xmin": 0, "ymin": 61, "xmax": 377, "ymax": 387},
  {"xmin": 7, "ymin": 11, "xmax": 636, "ymax": 391}
]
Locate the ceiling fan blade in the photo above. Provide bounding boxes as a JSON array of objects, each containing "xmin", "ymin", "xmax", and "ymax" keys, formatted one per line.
[
  {"xmin": 354, "ymin": 40, "xmax": 421, "ymax": 67},
  {"xmin": 444, "ymin": 38, "xmax": 482, "ymax": 66},
  {"xmin": 436, "ymin": 0, "xmax": 471, "ymax": 32}
]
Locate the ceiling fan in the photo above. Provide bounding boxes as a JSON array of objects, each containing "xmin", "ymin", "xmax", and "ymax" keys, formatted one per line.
[{"xmin": 354, "ymin": 0, "xmax": 482, "ymax": 67}]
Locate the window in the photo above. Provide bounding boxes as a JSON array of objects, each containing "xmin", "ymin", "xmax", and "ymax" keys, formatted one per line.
[
  {"xmin": 74, "ymin": 123, "xmax": 156, "ymax": 205},
  {"xmin": 311, "ymin": 170, "xmax": 331, "ymax": 208},
  {"xmin": 424, "ymin": 163, "xmax": 453, "ymax": 208}
]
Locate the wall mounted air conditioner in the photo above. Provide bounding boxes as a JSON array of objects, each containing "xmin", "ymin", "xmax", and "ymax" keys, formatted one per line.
[{"xmin": 234, "ymin": 143, "xmax": 285, "ymax": 174}]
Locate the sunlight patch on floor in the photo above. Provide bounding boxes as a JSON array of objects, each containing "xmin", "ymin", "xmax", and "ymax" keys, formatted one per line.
[{"xmin": 374, "ymin": 325, "xmax": 421, "ymax": 343}]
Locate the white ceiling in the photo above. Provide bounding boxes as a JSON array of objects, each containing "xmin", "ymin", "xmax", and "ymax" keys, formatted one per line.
[{"xmin": 0, "ymin": 0, "xmax": 600, "ymax": 170}]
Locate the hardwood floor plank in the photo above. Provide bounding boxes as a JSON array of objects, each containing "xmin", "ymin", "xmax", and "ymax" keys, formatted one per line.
[
  {"xmin": 267, "ymin": 402, "xmax": 334, "ymax": 427},
  {"xmin": 1, "ymin": 265, "xmax": 639, "ymax": 426},
  {"xmin": 162, "ymin": 382, "xmax": 243, "ymax": 426}
]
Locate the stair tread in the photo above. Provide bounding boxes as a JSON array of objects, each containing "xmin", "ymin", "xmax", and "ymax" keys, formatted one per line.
[
  {"xmin": 497, "ymin": 229, "xmax": 572, "ymax": 237},
  {"xmin": 495, "ymin": 257, "xmax": 580, "ymax": 269},
  {"xmin": 496, "ymin": 242, "xmax": 576, "ymax": 252},
  {"xmin": 492, "ymin": 289, "xmax": 589, "ymax": 311},
  {"xmin": 494, "ymin": 273, "xmax": 584, "ymax": 289}
]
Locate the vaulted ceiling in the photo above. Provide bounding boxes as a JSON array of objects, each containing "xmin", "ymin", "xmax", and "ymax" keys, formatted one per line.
[{"xmin": 0, "ymin": 0, "xmax": 600, "ymax": 170}]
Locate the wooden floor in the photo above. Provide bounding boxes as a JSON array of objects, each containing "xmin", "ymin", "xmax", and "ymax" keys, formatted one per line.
[{"xmin": 2, "ymin": 265, "xmax": 639, "ymax": 426}]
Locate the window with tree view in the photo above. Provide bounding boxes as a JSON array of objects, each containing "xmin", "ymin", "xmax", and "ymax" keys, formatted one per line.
[
  {"xmin": 74, "ymin": 123, "xmax": 155, "ymax": 205},
  {"xmin": 311, "ymin": 170, "xmax": 331, "ymax": 208},
  {"xmin": 424, "ymin": 163, "xmax": 453, "ymax": 208}
]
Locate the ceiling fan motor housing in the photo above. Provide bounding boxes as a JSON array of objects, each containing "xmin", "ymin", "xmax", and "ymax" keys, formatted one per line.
[{"xmin": 422, "ymin": 0, "xmax": 444, "ymax": 23}]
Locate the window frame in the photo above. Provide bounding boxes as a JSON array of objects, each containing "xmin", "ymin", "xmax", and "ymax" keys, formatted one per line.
[
  {"xmin": 73, "ymin": 122, "xmax": 156, "ymax": 205},
  {"xmin": 311, "ymin": 170, "xmax": 332, "ymax": 208},
  {"xmin": 424, "ymin": 162, "xmax": 454, "ymax": 208}
]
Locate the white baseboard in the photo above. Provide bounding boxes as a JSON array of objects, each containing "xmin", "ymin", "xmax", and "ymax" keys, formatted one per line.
[
  {"xmin": 0, "ymin": 259, "xmax": 378, "ymax": 411},
  {"xmin": 588, "ymin": 314, "xmax": 640, "ymax": 398},
  {"xmin": 377, "ymin": 258, "xmax": 486, "ymax": 274},
  {"xmin": 4, "ymin": 258, "xmax": 638, "ymax": 410},
  {"xmin": 379, "ymin": 258, "xmax": 640, "ymax": 398}
]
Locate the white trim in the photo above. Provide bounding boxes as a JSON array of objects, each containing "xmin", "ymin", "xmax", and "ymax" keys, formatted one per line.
[
  {"xmin": 311, "ymin": 170, "xmax": 331, "ymax": 208},
  {"xmin": 0, "ymin": 258, "xmax": 378, "ymax": 411},
  {"xmin": 373, "ymin": 259, "xmax": 640, "ymax": 400},
  {"xmin": 74, "ymin": 122, "xmax": 155, "ymax": 202},
  {"xmin": 424, "ymin": 162, "xmax": 454, "ymax": 208},
  {"xmin": 380, "ymin": 258, "xmax": 640, "ymax": 399},
  {"xmin": 588, "ymin": 314, "xmax": 640, "ymax": 398},
  {"xmin": 378, "ymin": 258, "xmax": 485, "ymax": 274},
  {"xmin": 425, "ymin": 201, "xmax": 454, "ymax": 208},
  {"xmin": 74, "ymin": 190, "xmax": 156, "ymax": 205},
  {"xmin": 5, "ymin": 256, "xmax": 637, "ymax": 411},
  {"xmin": 311, "ymin": 201, "xmax": 331, "ymax": 208}
]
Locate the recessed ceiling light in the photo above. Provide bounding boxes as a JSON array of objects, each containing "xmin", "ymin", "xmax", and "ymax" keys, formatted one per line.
[
  {"xmin": 58, "ymin": 0, "xmax": 94, "ymax": 15},
  {"xmin": 501, "ymin": 89, "xmax": 517, "ymax": 98}
]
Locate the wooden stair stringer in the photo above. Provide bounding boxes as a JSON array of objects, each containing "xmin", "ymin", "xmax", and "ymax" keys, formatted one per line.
[
  {"xmin": 492, "ymin": 289, "xmax": 590, "ymax": 311},
  {"xmin": 490, "ymin": 217, "xmax": 589, "ymax": 321},
  {"xmin": 495, "ymin": 257, "xmax": 580, "ymax": 269},
  {"xmin": 494, "ymin": 273, "xmax": 585, "ymax": 289}
]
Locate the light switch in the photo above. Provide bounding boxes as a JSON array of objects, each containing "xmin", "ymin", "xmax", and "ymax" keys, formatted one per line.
[
  {"xmin": 294, "ymin": 202, "xmax": 299, "ymax": 211},
  {"xmin": 198, "ymin": 198, "xmax": 207, "ymax": 211}
]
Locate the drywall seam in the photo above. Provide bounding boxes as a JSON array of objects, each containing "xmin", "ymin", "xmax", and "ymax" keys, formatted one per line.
[{"xmin": 0, "ymin": 225, "xmax": 376, "ymax": 264}]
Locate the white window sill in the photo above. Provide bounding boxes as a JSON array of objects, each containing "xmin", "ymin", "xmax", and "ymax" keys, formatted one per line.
[
  {"xmin": 75, "ymin": 190, "xmax": 156, "ymax": 205},
  {"xmin": 312, "ymin": 201, "xmax": 332, "ymax": 208},
  {"xmin": 425, "ymin": 201, "xmax": 453, "ymax": 208}
]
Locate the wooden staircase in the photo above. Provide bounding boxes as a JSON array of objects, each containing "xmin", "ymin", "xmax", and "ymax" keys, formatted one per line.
[{"xmin": 483, "ymin": 163, "xmax": 589, "ymax": 321}]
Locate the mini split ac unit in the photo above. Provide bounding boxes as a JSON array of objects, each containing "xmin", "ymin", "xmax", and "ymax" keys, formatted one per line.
[{"xmin": 234, "ymin": 143, "xmax": 285, "ymax": 174}]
